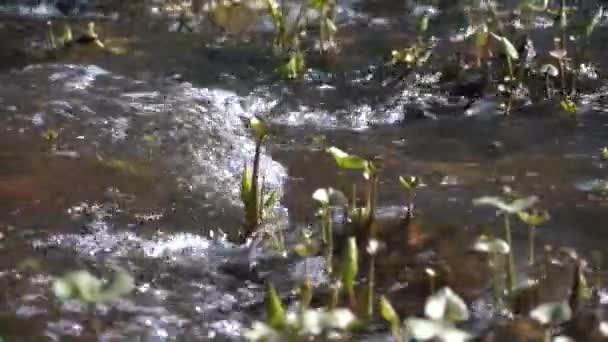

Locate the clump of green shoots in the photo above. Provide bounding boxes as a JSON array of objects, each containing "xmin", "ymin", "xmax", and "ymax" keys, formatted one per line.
[
  {"xmin": 266, "ymin": 0, "xmax": 307, "ymax": 79},
  {"xmin": 310, "ymin": 0, "xmax": 338, "ymax": 56},
  {"xmin": 246, "ymin": 282, "xmax": 357, "ymax": 341},
  {"xmin": 473, "ymin": 194, "xmax": 538, "ymax": 295},
  {"xmin": 391, "ymin": 11, "xmax": 432, "ymax": 70},
  {"xmin": 240, "ymin": 117, "xmax": 279, "ymax": 243},
  {"xmin": 53, "ymin": 268, "xmax": 134, "ymax": 337},
  {"xmin": 517, "ymin": 209, "xmax": 550, "ymax": 265}
]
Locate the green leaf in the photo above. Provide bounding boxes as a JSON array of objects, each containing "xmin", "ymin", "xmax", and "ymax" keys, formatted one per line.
[
  {"xmin": 540, "ymin": 64, "xmax": 559, "ymax": 77},
  {"xmin": 244, "ymin": 321, "xmax": 280, "ymax": 341},
  {"xmin": 403, "ymin": 318, "xmax": 472, "ymax": 342},
  {"xmin": 473, "ymin": 195, "xmax": 538, "ymax": 214},
  {"xmin": 279, "ymin": 51, "xmax": 305, "ymax": 79},
  {"xmin": 324, "ymin": 308, "xmax": 356, "ymax": 330},
  {"xmin": 473, "ymin": 24, "xmax": 489, "ymax": 49},
  {"xmin": 99, "ymin": 267, "xmax": 134, "ymax": 302},
  {"xmin": 530, "ymin": 301, "xmax": 572, "ymax": 325},
  {"xmin": 52, "ymin": 268, "xmax": 134, "ymax": 304},
  {"xmin": 309, "ymin": 0, "xmax": 324, "ymax": 10},
  {"xmin": 418, "ymin": 14, "xmax": 429, "ymax": 33},
  {"xmin": 472, "ymin": 235, "xmax": 510, "ymax": 255},
  {"xmin": 264, "ymin": 190, "xmax": 278, "ymax": 210},
  {"xmin": 602, "ymin": 147, "xmax": 608, "ymax": 161},
  {"xmin": 424, "ymin": 287, "xmax": 470, "ymax": 322},
  {"xmin": 560, "ymin": 99, "xmax": 578, "ymax": 113},
  {"xmin": 249, "ymin": 117, "xmax": 268, "ymax": 141},
  {"xmin": 42, "ymin": 129, "xmax": 59, "ymax": 142},
  {"xmin": 312, "ymin": 188, "xmax": 330, "ymax": 205},
  {"xmin": 399, "ymin": 176, "xmax": 421, "ymax": 192},
  {"xmin": 517, "ymin": 210, "xmax": 550, "ymax": 226},
  {"xmin": 241, "ymin": 164, "xmax": 253, "ymax": 205},
  {"xmin": 326, "ymin": 147, "xmax": 368, "ymax": 170},
  {"xmin": 298, "ymin": 279, "xmax": 313, "ymax": 308},
  {"xmin": 265, "ymin": 282, "xmax": 286, "ymax": 329},
  {"xmin": 490, "ymin": 32, "xmax": 519, "ymax": 60},
  {"xmin": 342, "ymin": 237, "xmax": 359, "ymax": 295},
  {"xmin": 379, "ymin": 295, "xmax": 401, "ymax": 338},
  {"xmin": 549, "ymin": 49, "xmax": 568, "ymax": 60},
  {"xmin": 325, "ymin": 18, "xmax": 337, "ymax": 34}
]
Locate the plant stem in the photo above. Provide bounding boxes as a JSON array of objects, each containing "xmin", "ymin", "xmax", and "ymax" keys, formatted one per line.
[
  {"xmin": 543, "ymin": 329, "xmax": 552, "ymax": 342},
  {"xmin": 246, "ymin": 138, "xmax": 263, "ymax": 237},
  {"xmin": 492, "ymin": 252, "xmax": 503, "ymax": 306},
  {"xmin": 545, "ymin": 73, "xmax": 552, "ymax": 99},
  {"xmin": 322, "ymin": 206, "xmax": 333, "ymax": 275},
  {"xmin": 529, "ymin": 226, "xmax": 536, "ymax": 265},
  {"xmin": 366, "ymin": 173, "xmax": 378, "ymax": 237},
  {"xmin": 366, "ymin": 253, "xmax": 376, "ymax": 320},
  {"xmin": 504, "ymin": 214, "xmax": 516, "ymax": 294},
  {"xmin": 506, "ymin": 55, "xmax": 514, "ymax": 80}
]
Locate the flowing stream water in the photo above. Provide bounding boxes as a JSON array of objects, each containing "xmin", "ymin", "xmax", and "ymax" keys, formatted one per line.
[{"xmin": 2, "ymin": 0, "xmax": 608, "ymax": 340}]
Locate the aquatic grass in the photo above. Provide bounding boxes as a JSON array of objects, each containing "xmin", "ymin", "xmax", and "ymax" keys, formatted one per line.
[
  {"xmin": 342, "ymin": 236, "xmax": 359, "ymax": 307},
  {"xmin": 310, "ymin": 0, "xmax": 337, "ymax": 56},
  {"xmin": 473, "ymin": 195, "xmax": 538, "ymax": 295},
  {"xmin": 266, "ymin": 0, "xmax": 307, "ymax": 78},
  {"xmin": 241, "ymin": 117, "xmax": 278, "ymax": 242}
]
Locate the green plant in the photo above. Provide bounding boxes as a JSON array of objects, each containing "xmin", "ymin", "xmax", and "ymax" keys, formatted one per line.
[
  {"xmin": 266, "ymin": 0, "xmax": 307, "ymax": 78},
  {"xmin": 240, "ymin": 117, "xmax": 278, "ymax": 242},
  {"xmin": 473, "ymin": 195, "xmax": 538, "ymax": 295},
  {"xmin": 569, "ymin": 258, "xmax": 592, "ymax": 312},
  {"xmin": 42, "ymin": 128, "xmax": 59, "ymax": 144},
  {"xmin": 47, "ymin": 21, "xmax": 57, "ymax": 50},
  {"xmin": 379, "ymin": 295, "xmax": 402, "ymax": 342},
  {"xmin": 361, "ymin": 238, "xmax": 380, "ymax": 322},
  {"xmin": 530, "ymin": 301, "xmax": 572, "ymax": 342},
  {"xmin": 326, "ymin": 147, "xmax": 378, "ymax": 234},
  {"xmin": 399, "ymin": 176, "xmax": 421, "ymax": 218},
  {"xmin": 53, "ymin": 268, "xmax": 134, "ymax": 337},
  {"xmin": 310, "ymin": 0, "xmax": 337, "ymax": 55},
  {"xmin": 540, "ymin": 64, "xmax": 559, "ymax": 99},
  {"xmin": 403, "ymin": 287, "xmax": 471, "ymax": 341},
  {"xmin": 517, "ymin": 209, "xmax": 550, "ymax": 265},
  {"xmin": 341, "ymin": 236, "xmax": 359, "ymax": 307},
  {"xmin": 473, "ymin": 235, "xmax": 511, "ymax": 306},
  {"xmin": 312, "ymin": 188, "xmax": 336, "ymax": 275}
]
